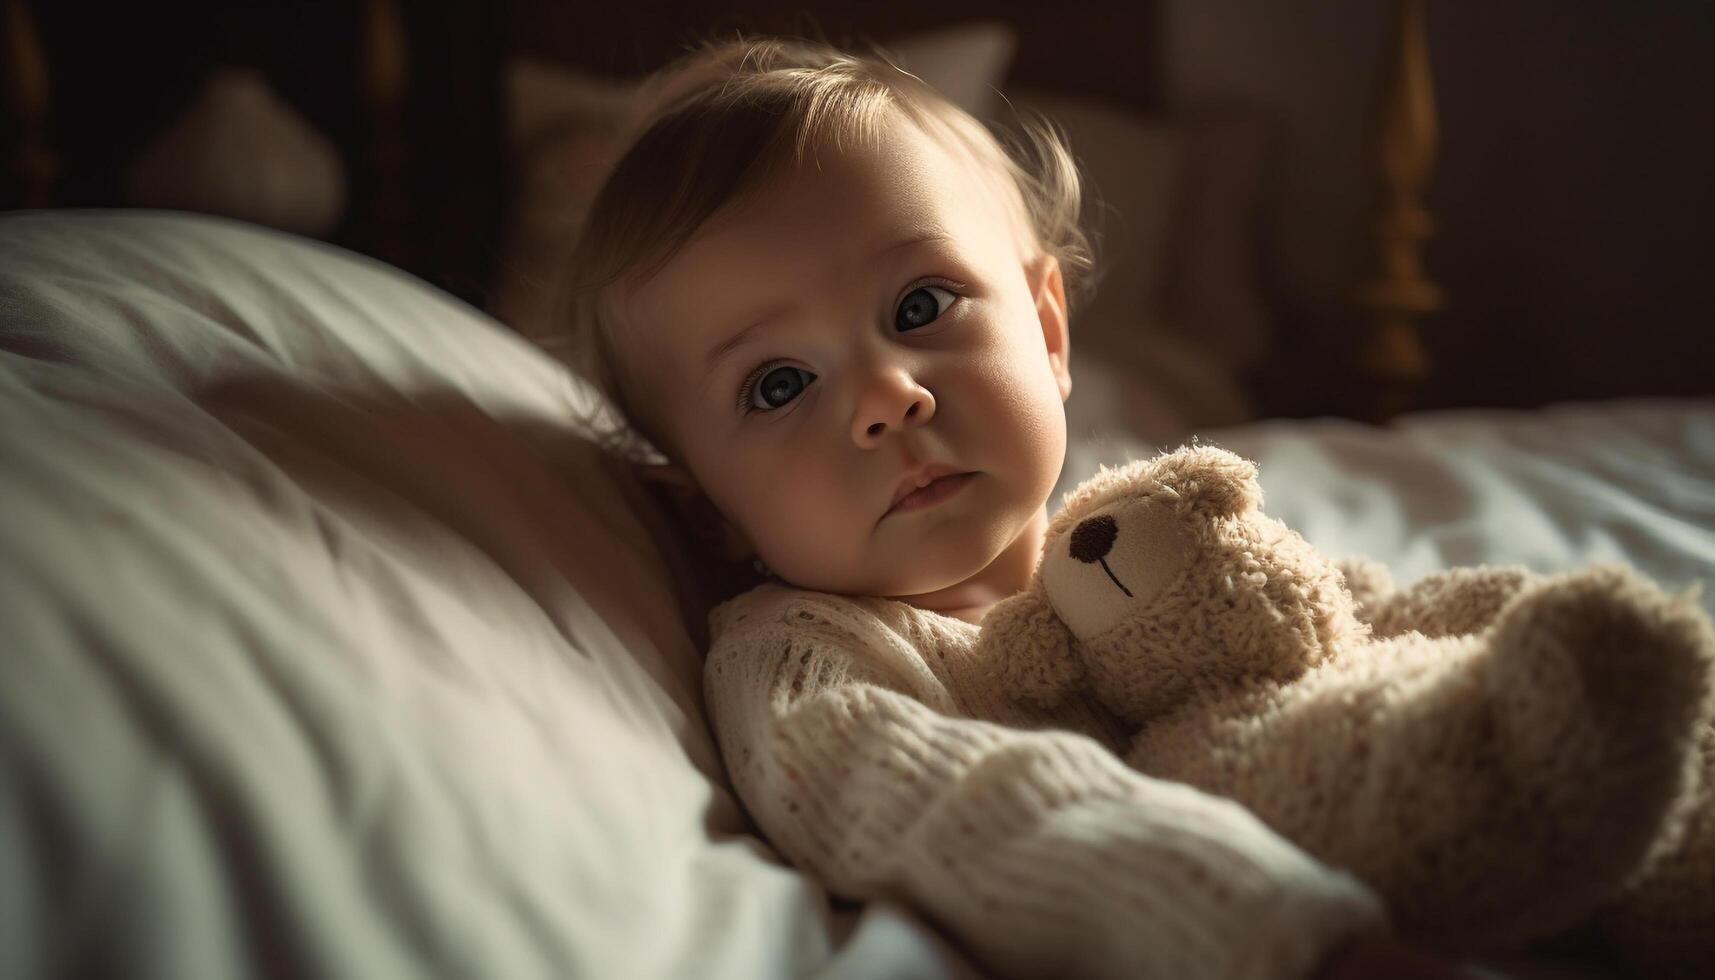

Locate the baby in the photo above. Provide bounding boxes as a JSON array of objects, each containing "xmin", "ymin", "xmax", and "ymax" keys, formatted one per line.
[{"xmin": 561, "ymin": 34, "xmax": 1492, "ymax": 980}]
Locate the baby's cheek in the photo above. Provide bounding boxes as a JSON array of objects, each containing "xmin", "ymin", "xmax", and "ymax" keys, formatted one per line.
[
  {"xmin": 969, "ymin": 342, "xmax": 1065, "ymax": 449},
  {"xmin": 741, "ymin": 471, "xmax": 862, "ymax": 577}
]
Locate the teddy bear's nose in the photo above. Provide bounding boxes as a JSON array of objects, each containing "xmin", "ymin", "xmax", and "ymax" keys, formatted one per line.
[{"xmin": 1070, "ymin": 515, "xmax": 1119, "ymax": 563}]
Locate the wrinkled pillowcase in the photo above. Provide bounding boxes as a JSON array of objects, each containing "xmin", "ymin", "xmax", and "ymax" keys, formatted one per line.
[{"xmin": 0, "ymin": 210, "xmax": 856, "ymax": 979}]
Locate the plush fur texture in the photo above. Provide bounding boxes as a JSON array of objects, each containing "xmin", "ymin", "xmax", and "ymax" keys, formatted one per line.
[{"xmin": 977, "ymin": 445, "xmax": 1715, "ymax": 973}]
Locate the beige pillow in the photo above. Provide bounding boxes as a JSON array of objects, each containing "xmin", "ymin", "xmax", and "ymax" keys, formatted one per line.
[
  {"xmin": 490, "ymin": 22, "xmax": 1019, "ymax": 342},
  {"xmin": 1004, "ymin": 88, "xmax": 1184, "ymax": 352},
  {"xmin": 491, "ymin": 60, "xmax": 635, "ymax": 344},
  {"xmin": 1166, "ymin": 112, "xmax": 1273, "ymax": 373},
  {"xmin": 1004, "ymin": 91, "xmax": 1269, "ymax": 441},
  {"xmin": 124, "ymin": 68, "xmax": 347, "ymax": 237}
]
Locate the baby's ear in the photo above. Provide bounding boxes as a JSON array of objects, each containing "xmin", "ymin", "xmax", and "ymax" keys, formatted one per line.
[
  {"xmin": 635, "ymin": 461, "xmax": 753, "ymax": 561},
  {"xmin": 1027, "ymin": 252, "xmax": 1071, "ymax": 402},
  {"xmin": 1149, "ymin": 445, "xmax": 1262, "ymax": 518}
]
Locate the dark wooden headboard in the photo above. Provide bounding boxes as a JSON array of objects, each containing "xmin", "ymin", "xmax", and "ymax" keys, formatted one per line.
[
  {"xmin": 1, "ymin": 0, "xmax": 510, "ymax": 306},
  {"xmin": 1, "ymin": 1, "xmax": 1159, "ymax": 297},
  {"xmin": 2, "ymin": 0, "xmax": 1441, "ymax": 421},
  {"xmin": 506, "ymin": 2, "xmax": 1162, "ymax": 111}
]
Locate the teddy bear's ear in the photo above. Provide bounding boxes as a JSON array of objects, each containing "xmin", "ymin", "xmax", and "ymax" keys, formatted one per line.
[
  {"xmin": 978, "ymin": 587, "xmax": 1083, "ymax": 710},
  {"xmin": 1150, "ymin": 445, "xmax": 1262, "ymax": 518}
]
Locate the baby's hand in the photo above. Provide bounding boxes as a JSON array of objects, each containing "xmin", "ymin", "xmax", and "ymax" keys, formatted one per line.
[{"xmin": 1313, "ymin": 934, "xmax": 1506, "ymax": 980}]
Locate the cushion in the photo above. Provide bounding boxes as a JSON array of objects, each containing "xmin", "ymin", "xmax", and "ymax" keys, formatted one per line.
[
  {"xmin": 1004, "ymin": 88, "xmax": 1184, "ymax": 345},
  {"xmin": 124, "ymin": 68, "xmax": 348, "ymax": 237},
  {"xmin": 1166, "ymin": 112, "xmax": 1273, "ymax": 373},
  {"xmin": 0, "ymin": 211, "xmax": 971, "ymax": 979},
  {"xmin": 1006, "ymin": 90, "xmax": 1265, "ymax": 444}
]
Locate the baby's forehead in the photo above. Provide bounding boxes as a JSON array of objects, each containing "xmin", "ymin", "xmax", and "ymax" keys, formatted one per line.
[
  {"xmin": 807, "ymin": 113, "xmax": 1029, "ymax": 244},
  {"xmin": 604, "ymin": 107, "xmax": 1035, "ymax": 396},
  {"xmin": 637, "ymin": 114, "xmax": 1029, "ymax": 294}
]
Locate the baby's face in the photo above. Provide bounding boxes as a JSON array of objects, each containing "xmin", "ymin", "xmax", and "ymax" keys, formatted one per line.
[{"xmin": 613, "ymin": 113, "xmax": 1070, "ymax": 599}]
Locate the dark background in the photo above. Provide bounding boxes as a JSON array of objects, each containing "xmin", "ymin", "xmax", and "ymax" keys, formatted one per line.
[
  {"xmin": 5, "ymin": 0, "xmax": 1711, "ymax": 419},
  {"xmin": 14, "ymin": 1, "xmax": 509, "ymax": 306},
  {"xmin": 1420, "ymin": 1, "xmax": 1714, "ymax": 410}
]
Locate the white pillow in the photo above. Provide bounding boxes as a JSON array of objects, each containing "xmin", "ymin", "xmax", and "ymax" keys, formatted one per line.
[
  {"xmin": 0, "ymin": 211, "xmax": 971, "ymax": 979},
  {"xmin": 1005, "ymin": 91, "xmax": 1260, "ymax": 444}
]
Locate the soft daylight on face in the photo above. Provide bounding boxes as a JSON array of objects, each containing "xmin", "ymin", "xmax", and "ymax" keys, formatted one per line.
[{"xmin": 615, "ymin": 109, "xmax": 1071, "ymax": 604}]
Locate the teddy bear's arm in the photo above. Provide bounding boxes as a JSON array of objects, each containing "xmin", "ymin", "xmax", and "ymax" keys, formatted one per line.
[
  {"xmin": 1353, "ymin": 564, "xmax": 1537, "ymax": 639},
  {"xmin": 978, "ymin": 588, "xmax": 1082, "ymax": 710},
  {"xmin": 1133, "ymin": 564, "xmax": 1715, "ymax": 953}
]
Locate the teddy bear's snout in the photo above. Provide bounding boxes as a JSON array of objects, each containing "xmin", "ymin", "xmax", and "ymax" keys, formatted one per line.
[
  {"xmin": 1071, "ymin": 515, "xmax": 1118, "ymax": 562},
  {"xmin": 1070, "ymin": 515, "xmax": 1134, "ymax": 598},
  {"xmin": 1044, "ymin": 499, "xmax": 1188, "ymax": 640}
]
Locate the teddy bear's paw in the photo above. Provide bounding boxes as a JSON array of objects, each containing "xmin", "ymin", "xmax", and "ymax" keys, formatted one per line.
[
  {"xmin": 1597, "ymin": 867, "xmax": 1715, "ymax": 980},
  {"xmin": 1592, "ymin": 720, "xmax": 1715, "ymax": 979},
  {"xmin": 1483, "ymin": 565, "xmax": 1715, "ymax": 934},
  {"xmin": 1366, "ymin": 565, "xmax": 1537, "ymax": 640},
  {"xmin": 1334, "ymin": 555, "xmax": 1396, "ymax": 626},
  {"xmin": 1489, "ymin": 564, "xmax": 1714, "ymax": 770},
  {"xmin": 981, "ymin": 589, "xmax": 1083, "ymax": 710}
]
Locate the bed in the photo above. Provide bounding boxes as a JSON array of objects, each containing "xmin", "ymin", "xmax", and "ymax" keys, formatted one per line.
[{"xmin": 4, "ymin": 4, "xmax": 1713, "ymax": 980}]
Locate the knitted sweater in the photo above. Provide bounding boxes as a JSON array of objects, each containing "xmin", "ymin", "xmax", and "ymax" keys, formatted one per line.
[{"xmin": 704, "ymin": 583, "xmax": 1389, "ymax": 980}]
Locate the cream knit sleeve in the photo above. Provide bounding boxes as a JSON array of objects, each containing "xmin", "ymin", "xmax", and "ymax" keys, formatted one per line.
[{"xmin": 704, "ymin": 588, "xmax": 1387, "ymax": 980}]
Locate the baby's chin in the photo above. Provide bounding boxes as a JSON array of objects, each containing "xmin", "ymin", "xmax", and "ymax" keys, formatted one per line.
[
  {"xmin": 865, "ymin": 515, "xmax": 1027, "ymax": 599},
  {"xmin": 761, "ymin": 484, "xmax": 1043, "ymax": 598},
  {"xmin": 770, "ymin": 545, "xmax": 990, "ymax": 599}
]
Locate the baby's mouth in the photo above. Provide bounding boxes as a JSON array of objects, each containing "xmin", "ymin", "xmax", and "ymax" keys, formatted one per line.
[{"xmin": 883, "ymin": 468, "xmax": 977, "ymax": 521}]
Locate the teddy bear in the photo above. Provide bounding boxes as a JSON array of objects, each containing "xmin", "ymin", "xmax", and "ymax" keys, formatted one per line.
[{"xmin": 976, "ymin": 444, "xmax": 1715, "ymax": 974}]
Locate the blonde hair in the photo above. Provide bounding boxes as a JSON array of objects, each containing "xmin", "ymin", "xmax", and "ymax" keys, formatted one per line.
[{"xmin": 559, "ymin": 34, "xmax": 1097, "ymax": 460}]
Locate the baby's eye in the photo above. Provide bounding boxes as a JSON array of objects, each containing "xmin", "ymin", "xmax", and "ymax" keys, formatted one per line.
[
  {"xmin": 895, "ymin": 284, "xmax": 956, "ymax": 332},
  {"xmin": 744, "ymin": 364, "xmax": 816, "ymax": 412}
]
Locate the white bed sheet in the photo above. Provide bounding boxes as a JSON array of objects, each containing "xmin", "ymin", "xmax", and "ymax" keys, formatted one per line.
[
  {"xmin": 5, "ymin": 210, "xmax": 1713, "ymax": 980},
  {"xmin": 1061, "ymin": 400, "xmax": 1715, "ymax": 620}
]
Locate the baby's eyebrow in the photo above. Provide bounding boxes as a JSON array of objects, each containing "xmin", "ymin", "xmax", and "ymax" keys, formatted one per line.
[
  {"xmin": 705, "ymin": 309, "xmax": 787, "ymax": 372},
  {"xmin": 701, "ymin": 230, "xmax": 956, "ymax": 372}
]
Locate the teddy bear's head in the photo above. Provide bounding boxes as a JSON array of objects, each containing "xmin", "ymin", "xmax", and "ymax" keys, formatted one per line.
[{"xmin": 984, "ymin": 445, "xmax": 1367, "ymax": 723}]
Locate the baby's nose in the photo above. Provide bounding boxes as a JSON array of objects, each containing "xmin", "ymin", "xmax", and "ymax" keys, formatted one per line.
[
  {"xmin": 852, "ymin": 371, "xmax": 935, "ymax": 447},
  {"xmin": 1070, "ymin": 514, "xmax": 1119, "ymax": 563}
]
